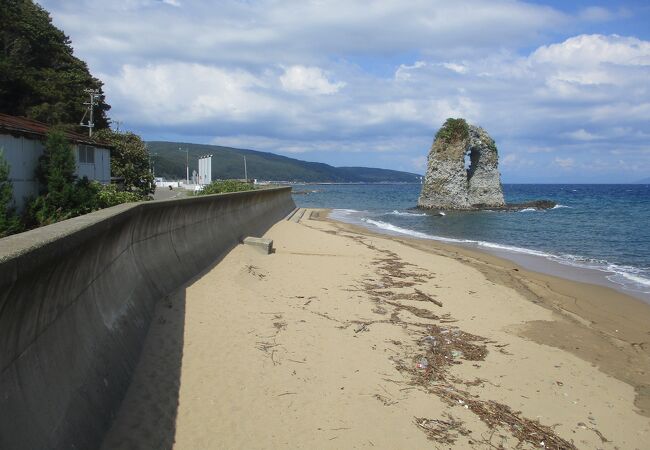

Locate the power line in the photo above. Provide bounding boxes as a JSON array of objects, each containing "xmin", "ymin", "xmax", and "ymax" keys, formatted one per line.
[{"xmin": 79, "ymin": 89, "xmax": 101, "ymax": 137}]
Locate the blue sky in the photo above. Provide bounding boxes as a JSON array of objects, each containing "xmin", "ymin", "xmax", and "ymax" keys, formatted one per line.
[{"xmin": 41, "ymin": 0, "xmax": 650, "ymax": 182}]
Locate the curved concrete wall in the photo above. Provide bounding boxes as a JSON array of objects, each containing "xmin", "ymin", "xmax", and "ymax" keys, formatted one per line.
[{"xmin": 0, "ymin": 187, "xmax": 295, "ymax": 450}]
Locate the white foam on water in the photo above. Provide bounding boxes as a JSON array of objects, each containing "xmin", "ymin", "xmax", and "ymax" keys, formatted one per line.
[
  {"xmin": 609, "ymin": 272, "xmax": 650, "ymax": 290},
  {"xmin": 361, "ymin": 218, "xmax": 470, "ymax": 244},
  {"xmin": 605, "ymin": 264, "xmax": 650, "ymax": 292},
  {"xmin": 389, "ymin": 210, "xmax": 427, "ymax": 217},
  {"xmin": 519, "ymin": 208, "xmax": 537, "ymax": 213},
  {"xmin": 336, "ymin": 208, "xmax": 360, "ymax": 213},
  {"xmin": 476, "ymin": 241, "xmax": 553, "ymax": 258},
  {"xmin": 552, "ymin": 204, "xmax": 571, "ymax": 209},
  {"xmin": 362, "ymin": 218, "xmax": 437, "ymax": 240},
  {"xmin": 332, "ymin": 209, "xmax": 650, "ymax": 296}
]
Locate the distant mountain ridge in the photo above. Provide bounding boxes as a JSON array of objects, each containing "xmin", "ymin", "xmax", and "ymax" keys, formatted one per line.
[
  {"xmin": 634, "ymin": 177, "xmax": 650, "ymax": 184},
  {"xmin": 147, "ymin": 141, "xmax": 421, "ymax": 183}
]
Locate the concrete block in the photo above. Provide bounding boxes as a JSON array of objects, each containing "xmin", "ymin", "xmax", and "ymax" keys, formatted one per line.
[{"xmin": 243, "ymin": 236, "xmax": 273, "ymax": 254}]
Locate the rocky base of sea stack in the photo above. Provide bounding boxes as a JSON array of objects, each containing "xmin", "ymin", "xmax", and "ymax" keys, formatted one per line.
[
  {"xmin": 418, "ymin": 199, "xmax": 557, "ymax": 213},
  {"xmin": 472, "ymin": 200, "xmax": 557, "ymax": 211}
]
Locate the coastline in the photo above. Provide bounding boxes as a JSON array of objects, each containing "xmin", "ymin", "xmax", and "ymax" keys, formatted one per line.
[
  {"xmin": 322, "ymin": 210, "xmax": 650, "ymax": 416},
  {"xmin": 102, "ymin": 208, "xmax": 650, "ymax": 449},
  {"xmin": 328, "ymin": 208, "xmax": 650, "ymax": 304}
]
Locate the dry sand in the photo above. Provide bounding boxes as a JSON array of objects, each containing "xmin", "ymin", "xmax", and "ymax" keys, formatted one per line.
[{"xmin": 101, "ymin": 209, "xmax": 650, "ymax": 449}]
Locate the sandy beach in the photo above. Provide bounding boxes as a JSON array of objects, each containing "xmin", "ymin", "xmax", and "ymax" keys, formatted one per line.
[{"xmin": 101, "ymin": 209, "xmax": 650, "ymax": 449}]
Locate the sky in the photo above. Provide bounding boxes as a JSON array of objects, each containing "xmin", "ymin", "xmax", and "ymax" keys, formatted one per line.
[{"xmin": 40, "ymin": 0, "xmax": 650, "ymax": 182}]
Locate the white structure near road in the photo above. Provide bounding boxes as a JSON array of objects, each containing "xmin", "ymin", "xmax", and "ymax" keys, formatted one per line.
[
  {"xmin": 198, "ymin": 154, "xmax": 212, "ymax": 185},
  {"xmin": 0, "ymin": 113, "xmax": 112, "ymax": 210}
]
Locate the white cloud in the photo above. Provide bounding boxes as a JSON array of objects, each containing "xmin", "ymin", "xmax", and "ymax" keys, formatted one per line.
[
  {"xmin": 42, "ymin": 0, "xmax": 569, "ymax": 72},
  {"xmin": 531, "ymin": 34, "xmax": 650, "ymax": 68},
  {"xmin": 395, "ymin": 61, "xmax": 426, "ymax": 81},
  {"xmin": 279, "ymin": 66, "xmax": 345, "ymax": 95},
  {"xmin": 441, "ymin": 62, "xmax": 467, "ymax": 74},
  {"xmin": 554, "ymin": 157, "xmax": 575, "ymax": 169},
  {"xmin": 563, "ymin": 129, "xmax": 599, "ymax": 141},
  {"xmin": 102, "ymin": 63, "xmax": 280, "ymax": 125},
  {"xmin": 37, "ymin": 0, "xmax": 650, "ymax": 179},
  {"xmin": 96, "ymin": 32, "xmax": 648, "ymax": 178},
  {"xmin": 501, "ymin": 153, "xmax": 535, "ymax": 169}
]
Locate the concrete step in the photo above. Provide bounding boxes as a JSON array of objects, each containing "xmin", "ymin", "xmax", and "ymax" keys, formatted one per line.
[
  {"xmin": 243, "ymin": 236, "xmax": 274, "ymax": 254},
  {"xmin": 290, "ymin": 208, "xmax": 306, "ymax": 223},
  {"xmin": 285, "ymin": 207, "xmax": 299, "ymax": 221}
]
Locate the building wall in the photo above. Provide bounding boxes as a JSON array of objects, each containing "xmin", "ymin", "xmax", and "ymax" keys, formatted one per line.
[
  {"xmin": 74, "ymin": 145, "xmax": 111, "ymax": 184},
  {"xmin": 0, "ymin": 133, "xmax": 111, "ymax": 210},
  {"xmin": 0, "ymin": 134, "xmax": 45, "ymax": 209},
  {"xmin": 99, "ymin": 147, "xmax": 111, "ymax": 183}
]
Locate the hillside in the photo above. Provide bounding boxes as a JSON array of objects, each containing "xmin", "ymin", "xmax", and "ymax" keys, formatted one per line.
[
  {"xmin": 147, "ymin": 141, "xmax": 421, "ymax": 183},
  {"xmin": 0, "ymin": 0, "xmax": 110, "ymax": 129}
]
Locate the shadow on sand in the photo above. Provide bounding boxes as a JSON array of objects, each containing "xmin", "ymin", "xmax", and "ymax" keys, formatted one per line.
[{"xmin": 99, "ymin": 286, "xmax": 187, "ymax": 450}]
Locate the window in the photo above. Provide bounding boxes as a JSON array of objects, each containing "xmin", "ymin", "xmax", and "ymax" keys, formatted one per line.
[{"xmin": 79, "ymin": 145, "xmax": 95, "ymax": 164}]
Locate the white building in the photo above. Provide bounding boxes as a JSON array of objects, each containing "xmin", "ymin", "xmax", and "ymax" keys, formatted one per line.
[{"xmin": 0, "ymin": 113, "xmax": 112, "ymax": 210}]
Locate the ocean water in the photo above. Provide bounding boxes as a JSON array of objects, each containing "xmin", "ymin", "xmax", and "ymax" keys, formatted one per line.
[{"xmin": 292, "ymin": 183, "xmax": 650, "ymax": 302}]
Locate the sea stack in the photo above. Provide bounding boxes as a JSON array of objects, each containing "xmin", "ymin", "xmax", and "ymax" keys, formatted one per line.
[{"xmin": 418, "ymin": 118, "xmax": 505, "ymax": 210}]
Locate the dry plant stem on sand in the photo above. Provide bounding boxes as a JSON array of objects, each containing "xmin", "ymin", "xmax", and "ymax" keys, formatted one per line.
[{"xmin": 341, "ymin": 230, "xmax": 578, "ymax": 449}]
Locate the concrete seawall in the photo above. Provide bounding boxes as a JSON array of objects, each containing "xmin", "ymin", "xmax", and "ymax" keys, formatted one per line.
[{"xmin": 0, "ymin": 187, "xmax": 295, "ymax": 450}]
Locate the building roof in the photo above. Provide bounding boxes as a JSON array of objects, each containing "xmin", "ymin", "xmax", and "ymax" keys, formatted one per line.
[{"xmin": 0, "ymin": 113, "xmax": 113, "ymax": 148}]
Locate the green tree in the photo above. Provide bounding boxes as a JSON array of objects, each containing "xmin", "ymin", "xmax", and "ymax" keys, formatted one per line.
[
  {"xmin": 0, "ymin": 148, "xmax": 22, "ymax": 237},
  {"xmin": 37, "ymin": 129, "xmax": 76, "ymax": 196},
  {"xmin": 93, "ymin": 129, "xmax": 154, "ymax": 197},
  {"xmin": 0, "ymin": 0, "xmax": 110, "ymax": 129},
  {"xmin": 29, "ymin": 129, "xmax": 109, "ymax": 225},
  {"xmin": 30, "ymin": 129, "xmax": 79, "ymax": 224},
  {"xmin": 24, "ymin": 131, "xmax": 149, "ymax": 229}
]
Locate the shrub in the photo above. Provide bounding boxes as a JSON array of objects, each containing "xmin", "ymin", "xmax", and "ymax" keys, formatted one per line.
[
  {"xmin": 96, "ymin": 183, "xmax": 142, "ymax": 208},
  {"xmin": 0, "ymin": 149, "xmax": 22, "ymax": 237},
  {"xmin": 92, "ymin": 129, "xmax": 154, "ymax": 197},
  {"xmin": 197, "ymin": 180, "xmax": 255, "ymax": 195},
  {"xmin": 435, "ymin": 118, "xmax": 469, "ymax": 144}
]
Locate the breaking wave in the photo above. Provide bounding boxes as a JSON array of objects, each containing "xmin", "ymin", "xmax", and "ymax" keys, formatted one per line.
[
  {"xmin": 388, "ymin": 210, "xmax": 427, "ymax": 217},
  {"xmin": 331, "ymin": 209, "xmax": 650, "ymax": 295}
]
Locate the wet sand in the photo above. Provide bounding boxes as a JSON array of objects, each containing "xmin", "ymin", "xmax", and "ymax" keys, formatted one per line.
[{"xmin": 101, "ymin": 209, "xmax": 650, "ymax": 449}]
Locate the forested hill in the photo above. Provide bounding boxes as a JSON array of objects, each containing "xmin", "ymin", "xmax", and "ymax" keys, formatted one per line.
[
  {"xmin": 148, "ymin": 142, "xmax": 421, "ymax": 183},
  {"xmin": 0, "ymin": 0, "xmax": 110, "ymax": 130}
]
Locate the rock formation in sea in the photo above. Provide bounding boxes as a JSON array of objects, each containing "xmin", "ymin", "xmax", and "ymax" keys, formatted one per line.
[{"xmin": 418, "ymin": 118, "xmax": 506, "ymax": 210}]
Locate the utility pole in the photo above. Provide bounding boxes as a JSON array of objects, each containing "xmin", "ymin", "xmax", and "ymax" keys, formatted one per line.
[
  {"xmin": 244, "ymin": 156, "xmax": 248, "ymax": 182},
  {"xmin": 150, "ymin": 152, "xmax": 158, "ymax": 178},
  {"xmin": 79, "ymin": 89, "xmax": 100, "ymax": 137}
]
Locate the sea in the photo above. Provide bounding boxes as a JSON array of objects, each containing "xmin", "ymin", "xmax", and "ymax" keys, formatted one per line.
[{"xmin": 292, "ymin": 183, "xmax": 650, "ymax": 303}]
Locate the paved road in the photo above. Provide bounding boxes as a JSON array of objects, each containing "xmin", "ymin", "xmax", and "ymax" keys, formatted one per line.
[{"xmin": 152, "ymin": 187, "xmax": 187, "ymax": 201}]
